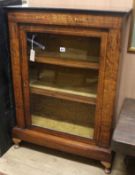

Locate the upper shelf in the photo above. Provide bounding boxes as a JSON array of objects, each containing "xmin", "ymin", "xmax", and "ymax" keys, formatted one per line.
[{"xmin": 27, "ymin": 31, "xmax": 100, "ymax": 70}]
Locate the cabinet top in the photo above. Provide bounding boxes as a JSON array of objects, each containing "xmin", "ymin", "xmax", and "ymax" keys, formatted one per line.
[{"xmin": 6, "ymin": 2, "xmax": 132, "ymax": 15}]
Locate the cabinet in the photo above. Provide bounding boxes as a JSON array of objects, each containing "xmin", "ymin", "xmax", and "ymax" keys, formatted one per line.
[{"xmin": 8, "ymin": 8, "xmax": 128, "ymax": 173}]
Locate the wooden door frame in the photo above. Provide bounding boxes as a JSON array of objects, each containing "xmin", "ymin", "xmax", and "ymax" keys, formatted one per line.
[{"xmin": 18, "ymin": 24, "xmax": 109, "ymax": 145}]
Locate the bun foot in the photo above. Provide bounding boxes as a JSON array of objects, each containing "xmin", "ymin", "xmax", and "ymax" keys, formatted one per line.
[
  {"xmin": 101, "ymin": 161, "xmax": 111, "ymax": 174},
  {"xmin": 13, "ymin": 138, "xmax": 22, "ymax": 149},
  {"xmin": 104, "ymin": 168, "xmax": 111, "ymax": 174}
]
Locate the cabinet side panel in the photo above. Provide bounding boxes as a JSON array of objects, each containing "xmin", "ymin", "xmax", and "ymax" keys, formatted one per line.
[
  {"xmin": 8, "ymin": 20, "xmax": 25, "ymax": 128},
  {"xmin": 98, "ymin": 29, "xmax": 121, "ymax": 147}
]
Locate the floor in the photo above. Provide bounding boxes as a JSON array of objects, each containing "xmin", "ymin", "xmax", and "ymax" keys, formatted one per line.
[{"xmin": 0, "ymin": 143, "xmax": 134, "ymax": 175}]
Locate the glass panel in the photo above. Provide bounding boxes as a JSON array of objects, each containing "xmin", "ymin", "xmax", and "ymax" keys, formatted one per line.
[
  {"xmin": 27, "ymin": 33, "xmax": 100, "ymax": 63},
  {"xmin": 31, "ymin": 94, "xmax": 95, "ymax": 139},
  {"xmin": 27, "ymin": 31, "xmax": 100, "ymax": 139},
  {"xmin": 29, "ymin": 63, "xmax": 99, "ymax": 98}
]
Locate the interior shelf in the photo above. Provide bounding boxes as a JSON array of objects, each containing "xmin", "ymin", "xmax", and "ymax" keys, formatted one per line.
[
  {"xmin": 29, "ymin": 63, "xmax": 98, "ymax": 105},
  {"xmin": 33, "ymin": 55, "xmax": 99, "ymax": 70},
  {"xmin": 31, "ymin": 94, "xmax": 95, "ymax": 139},
  {"xmin": 27, "ymin": 32, "xmax": 100, "ymax": 70},
  {"xmin": 32, "ymin": 115, "xmax": 94, "ymax": 139},
  {"xmin": 30, "ymin": 83, "xmax": 97, "ymax": 105}
]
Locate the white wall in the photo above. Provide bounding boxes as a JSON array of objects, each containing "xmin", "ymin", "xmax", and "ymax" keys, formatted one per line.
[
  {"xmin": 27, "ymin": 0, "xmax": 133, "ymax": 12},
  {"xmin": 116, "ymin": 15, "xmax": 135, "ymax": 120}
]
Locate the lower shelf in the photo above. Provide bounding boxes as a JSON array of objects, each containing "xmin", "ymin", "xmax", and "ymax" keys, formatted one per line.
[
  {"xmin": 30, "ymin": 94, "xmax": 95, "ymax": 139},
  {"xmin": 12, "ymin": 127, "xmax": 112, "ymax": 162},
  {"xmin": 32, "ymin": 115, "xmax": 94, "ymax": 139}
]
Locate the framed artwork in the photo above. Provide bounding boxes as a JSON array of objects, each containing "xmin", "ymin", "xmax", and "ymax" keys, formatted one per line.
[{"xmin": 129, "ymin": 0, "xmax": 135, "ymax": 52}]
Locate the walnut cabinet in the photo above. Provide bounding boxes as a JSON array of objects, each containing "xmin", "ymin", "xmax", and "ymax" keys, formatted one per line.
[{"xmin": 7, "ymin": 8, "xmax": 128, "ymax": 173}]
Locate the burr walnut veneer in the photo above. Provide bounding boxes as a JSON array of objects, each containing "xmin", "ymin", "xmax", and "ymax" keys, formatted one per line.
[{"xmin": 7, "ymin": 8, "xmax": 128, "ymax": 173}]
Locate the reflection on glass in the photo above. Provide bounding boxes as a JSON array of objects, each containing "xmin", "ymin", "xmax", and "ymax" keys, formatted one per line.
[
  {"xmin": 27, "ymin": 33, "xmax": 100, "ymax": 63},
  {"xmin": 31, "ymin": 94, "xmax": 95, "ymax": 138},
  {"xmin": 27, "ymin": 31, "xmax": 99, "ymax": 139}
]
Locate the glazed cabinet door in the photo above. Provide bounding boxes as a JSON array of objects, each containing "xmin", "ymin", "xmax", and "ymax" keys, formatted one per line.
[{"xmin": 18, "ymin": 24, "xmax": 108, "ymax": 145}]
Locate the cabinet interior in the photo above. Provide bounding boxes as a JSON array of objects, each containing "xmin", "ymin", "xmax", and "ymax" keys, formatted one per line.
[
  {"xmin": 31, "ymin": 94, "xmax": 95, "ymax": 138},
  {"xmin": 27, "ymin": 31, "xmax": 100, "ymax": 139},
  {"xmin": 29, "ymin": 63, "xmax": 99, "ymax": 99},
  {"xmin": 27, "ymin": 32, "xmax": 100, "ymax": 63}
]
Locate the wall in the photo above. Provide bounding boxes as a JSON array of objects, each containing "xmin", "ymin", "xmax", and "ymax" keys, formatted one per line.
[
  {"xmin": 27, "ymin": 0, "xmax": 132, "ymax": 12},
  {"xmin": 115, "ymin": 15, "xmax": 135, "ymax": 121}
]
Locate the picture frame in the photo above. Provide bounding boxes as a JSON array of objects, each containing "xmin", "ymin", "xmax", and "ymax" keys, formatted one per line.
[{"xmin": 128, "ymin": 0, "xmax": 135, "ymax": 52}]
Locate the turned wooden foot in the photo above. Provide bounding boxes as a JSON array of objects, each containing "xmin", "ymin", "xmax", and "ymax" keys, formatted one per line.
[
  {"xmin": 101, "ymin": 161, "xmax": 111, "ymax": 174},
  {"xmin": 13, "ymin": 138, "xmax": 22, "ymax": 149}
]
